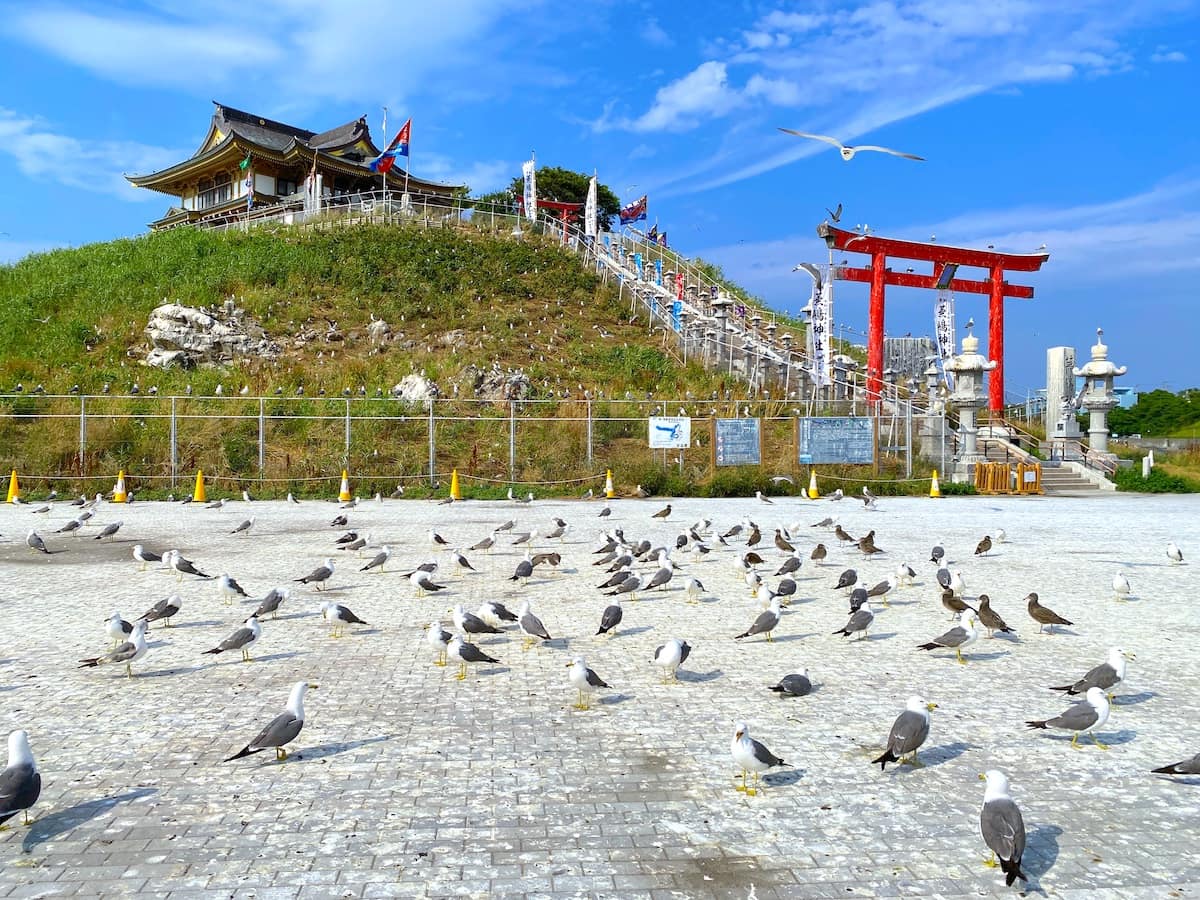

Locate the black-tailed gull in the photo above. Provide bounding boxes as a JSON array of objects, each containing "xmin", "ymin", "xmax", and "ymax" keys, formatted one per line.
[
  {"xmin": 735, "ymin": 597, "xmax": 782, "ymax": 642},
  {"xmin": 225, "ymin": 681, "xmax": 316, "ymax": 761},
  {"xmin": 203, "ymin": 614, "xmax": 261, "ymax": 661},
  {"xmin": 652, "ymin": 638, "xmax": 691, "ymax": 682},
  {"xmin": 1050, "ymin": 647, "xmax": 1133, "ymax": 698},
  {"xmin": 1026, "ymin": 686, "xmax": 1111, "ymax": 749},
  {"xmin": 0, "ymin": 730, "xmax": 41, "ymax": 828},
  {"xmin": 979, "ymin": 770, "xmax": 1027, "ymax": 886},
  {"xmin": 917, "ymin": 612, "xmax": 980, "ymax": 664},
  {"xmin": 320, "ymin": 601, "xmax": 368, "ymax": 638},
  {"xmin": 768, "ymin": 670, "xmax": 812, "ymax": 697},
  {"xmin": 730, "ymin": 722, "xmax": 789, "ymax": 796},
  {"xmin": 567, "ymin": 656, "xmax": 609, "ymax": 710},
  {"xmin": 139, "ymin": 594, "xmax": 182, "ymax": 627},
  {"xmin": 449, "ymin": 635, "xmax": 500, "ymax": 681},
  {"xmin": 873, "ymin": 696, "xmax": 937, "ymax": 769},
  {"xmin": 79, "ymin": 620, "xmax": 148, "ymax": 677},
  {"xmin": 295, "ymin": 558, "xmax": 335, "ymax": 591}
]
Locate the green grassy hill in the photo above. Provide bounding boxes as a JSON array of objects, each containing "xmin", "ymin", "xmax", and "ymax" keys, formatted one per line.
[{"xmin": 0, "ymin": 224, "xmax": 831, "ymax": 496}]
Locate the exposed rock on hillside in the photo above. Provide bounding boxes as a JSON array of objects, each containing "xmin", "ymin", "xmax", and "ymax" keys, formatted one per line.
[{"xmin": 143, "ymin": 299, "xmax": 279, "ymax": 368}]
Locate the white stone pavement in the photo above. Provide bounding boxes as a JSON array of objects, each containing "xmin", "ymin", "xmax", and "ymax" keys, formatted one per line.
[{"xmin": 0, "ymin": 492, "xmax": 1198, "ymax": 899}]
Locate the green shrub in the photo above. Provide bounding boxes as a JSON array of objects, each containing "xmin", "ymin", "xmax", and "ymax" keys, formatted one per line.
[{"xmin": 1113, "ymin": 466, "xmax": 1199, "ymax": 493}]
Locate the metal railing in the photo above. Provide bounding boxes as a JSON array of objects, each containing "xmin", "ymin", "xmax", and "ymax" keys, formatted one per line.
[{"xmin": 1, "ymin": 393, "xmax": 938, "ymax": 488}]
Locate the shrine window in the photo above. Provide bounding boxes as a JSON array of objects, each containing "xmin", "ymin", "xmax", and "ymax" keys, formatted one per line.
[
  {"xmin": 198, "ymin": 172, "xmax": 232, "ymax": 209},
  {"xmin": 277, "ymin": 177, "xmax": 298, "ymax": 196}
]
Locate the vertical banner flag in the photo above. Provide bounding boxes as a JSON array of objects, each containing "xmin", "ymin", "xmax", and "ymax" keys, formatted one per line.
[
  {"xmin": 522, "ymin": 159, "xmax": 537, "ymax": 223},
  {"xmin": 675, "ymin": 271, "xmax": 684, "ymax": 300},
  {"xmin": 809, "ymin": 281, "xmax": 833, "ymax": 387},
  {"xmin": 619, "ymin": 194, "xmax": 648, "ymax": 225},
  {"xmin": 655, "ymin": 258, "xmax": 663, "ymax": 286},
  {"xmin": 634, "ymin": 253, "xmax": 643, "ymax": 280},
  {"xmin": 585, "ymin": 174, "xmax": 598, "ymax": 237},
  {"xmin": 672, "ymin": 300, "xmax": 682, "ymax": 332},
  {"xmin": 245, "ymin": 168, "xmax": 254, "ymax": 210},
  {"xmin": 934, "ymin": 291, "xmax": 956, "ymax": 390},
  {"xmin": 369, "ymin": 119, "xmax": 411, "ymax": 173}
]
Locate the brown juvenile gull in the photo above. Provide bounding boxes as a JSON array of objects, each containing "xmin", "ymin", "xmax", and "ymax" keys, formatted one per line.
[
  {"xmin": 976, "ymin": 595, "xmax": 1013, "ymax": 637},
  {"xmin": 811, "ymin": 543, "xmax": 828, "ymax": 564},
  {"xmin": 975, "ymin": 535, "xmax": 992, "ymax": 557},
  {"xmin": 1026, "ymin": 592, "xmax": 1072, "ymax": 634}
]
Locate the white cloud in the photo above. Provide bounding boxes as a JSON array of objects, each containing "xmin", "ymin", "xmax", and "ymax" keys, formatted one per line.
[
  {"xmin": 629, "ymin": 62, "xmax": 741, "ymax": 132},
  {"xmin": 745, "ymin": 74, "xmax": 804, "ymax": 107},
  {"xmin": 641, "ymin": 18, "xmax": 673, "ymax": 47},
  {"xmin": 415, "ymin": 154, "xmax": 513, "ymax": 194},
  {"xmin": 1151, "ymin": 49, "xmax": 1188, "ymax": 63},
  {"xmin": 0, "ymin": 108, "xmax": 180, "ymax": 199},
  {"xmin": 4, "ymin": 0, "xmax": 547, "ymax": 102}
]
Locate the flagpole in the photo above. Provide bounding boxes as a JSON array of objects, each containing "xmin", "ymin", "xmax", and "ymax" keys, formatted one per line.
[{"xmin": 381, "ymin": 106, "xmax": 388, "ymax": 213}]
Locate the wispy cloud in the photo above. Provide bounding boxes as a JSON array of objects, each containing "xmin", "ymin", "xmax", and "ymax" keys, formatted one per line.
[
  {"xmin": 640, "ymin": 18, "xmax": 673, "ymax": 48},
  {"xmin": 415, "ymin": 154, "xmax": 513, "ymax": 194},
  {"xmin": 3, "ymin": 0, "xmax": 548, "ymax": 102},
  {"xmin": 602, "ymin": 0, "xmax": 1178, "ymax": 193},
  {"xmin": 1150, "ymin": 47, "xmax": 1188, "ymax": 63},
  {"xmin": 0, "ymin": 108, "xmax": 180, "ymax": 199}
]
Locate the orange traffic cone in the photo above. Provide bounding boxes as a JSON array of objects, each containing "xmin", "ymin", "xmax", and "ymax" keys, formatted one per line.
[
  {"xmin": 113, "ymin": 470, "xmax": 128, "ymax": 503},
  {"xmin": 338, "ymin": 470, "xmax": 352, "ymax": 502}
]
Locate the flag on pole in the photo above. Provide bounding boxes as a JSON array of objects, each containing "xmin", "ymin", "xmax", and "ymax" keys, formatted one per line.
[
  {"xmin": 584, "ymin": 174, "xmax": 598, "ymax": 237},
  {"xmin": 658, "ymin": 231, "xmax": 668, "ymax": 247},
  {"xmin": 369, "ymin": 119, "xmax": 411, "ymax": 173},
  {"xmin": 522, "ymin": 158, "xmax": 537, "ymax": 223},
  {"xmin": 239, "ymin": 151, "xmax": 251, "ymax": 171},
  {"xmin": 619, "ymin": 194, "xmax": 648, "ymax": 225},
  {"xmin": 647, "ymin": 223, "xmax": 658, "ymax": 243},
  {"xmin": 245, "ymin": 166, "xmax": 254, "ymax": 210}
]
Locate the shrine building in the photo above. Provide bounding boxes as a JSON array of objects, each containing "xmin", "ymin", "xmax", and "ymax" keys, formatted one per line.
[{"xmin": 126, "ymin": 102, "xmax": 461, "ymax": 230}]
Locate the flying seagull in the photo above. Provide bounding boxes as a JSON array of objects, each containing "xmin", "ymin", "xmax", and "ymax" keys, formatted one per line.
[
  {"xmin": 730, "ymin": 722, "xmax": 790, "ymax": 796},
  {"xmin": 873, "ymin": 696, "xmax": 937, "ymax": 770},
  {"xmin": 0, "ymin": 730, "xmax": 41, "ymax": 828},
  {"xmin": 225, "ymin": 681, "xmax": 317, "ymax": 761},
  {"xmin": 979, "ymin": 770, "xmax": 1028, "ymax": 887},
  {"xmin": 778, "ymin": 127, "xmax": 925, "ymax": 161}
]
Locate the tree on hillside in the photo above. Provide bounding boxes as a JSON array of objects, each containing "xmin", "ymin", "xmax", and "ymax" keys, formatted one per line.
[
  {"xmin": 1109, "ymin": 388, "xmax": 1200, "ymax": 436},
  {"xmin": 477, "ymin": 167, "xmax": 621, "ymax": 231}
]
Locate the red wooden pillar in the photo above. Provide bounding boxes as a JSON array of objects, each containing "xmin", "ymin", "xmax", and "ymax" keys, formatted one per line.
[
  {"xmin": 867, "ymin": 251, "xmax": 887, "ymax": 404},
  {"xmin": 988, "ymin": 263, "xmax": 1004, "ymax": 412}
]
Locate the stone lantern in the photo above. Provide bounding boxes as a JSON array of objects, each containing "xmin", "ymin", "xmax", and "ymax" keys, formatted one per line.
[
  {"xmin": 711, "ymin": 296, "xmax": 733, "ymax": 370},
  {"xmin": 944, "ymin": 320, "xmax": 997, "ymax": 465},
  {"xmin": 1073, "ymin": 327, "xmax": 1126, "ymax": 455}
]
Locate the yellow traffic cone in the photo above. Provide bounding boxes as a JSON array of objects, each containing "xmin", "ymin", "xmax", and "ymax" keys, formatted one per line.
[
  {"xmin": 113, "ymin": 470, "xmax": 128, "ymax": 503},
  {"xmin": 6, "ymin": 469, "xmax": 18, "ymax": 504},
  {"xmin": 450, "ymin": 468, "xmax": 462, "ymax": 500},
  {"xmin": 193, "ymin": 469, "xmax": 207, "ymax": 503},
  {"xmin": 807, "ymin": 470, "xmax": 819, "ymax": 499},
  {"xmin": 930, "ymin": 469, "xmax": 942, "ymax": 498},
  {"xmin": 605, "ymin": 469, "xmax": 615, "ymax": 499},
  {"xmin": 338, "ymin": 469, "xmax": 352, "ymax": 502}
]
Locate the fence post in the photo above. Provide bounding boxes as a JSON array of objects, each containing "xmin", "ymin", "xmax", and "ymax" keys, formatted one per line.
[
  {"xmin": 344, "ymin": 399, "xmax": 351, "ymax": 466},
  {"xmin": 78, "ymin": 396, "xmax": 87, "ymax": 476},
  {"xmin": 258, "ymin": 397, "xmax": 266, "ymax": 483},
  {"xmin": 905, "ymin": 397, "xmax": 913, "ymax": 479},
  {"xmin": 427, "ymin": 399, "xmax": 436, "ymax": 486},
  {"xmin": 169, "ymin": 396, "xmax": 178, "ymax": 488},
  {"xmin": 586, "ymin": 399, "xmax": 593, "ymax": 466},
  {"xmin": 509, "ymin": 400, "xmax": 517, "ymax": 480}
]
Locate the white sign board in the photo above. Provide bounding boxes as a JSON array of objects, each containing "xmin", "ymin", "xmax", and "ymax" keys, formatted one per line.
[{"xmin": 648, "ymin": 417, "xmax": 691, "ymax": 449}]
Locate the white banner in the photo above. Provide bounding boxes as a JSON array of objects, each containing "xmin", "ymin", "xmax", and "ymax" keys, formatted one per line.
[
  {"xmin": 648, "ymin": 416, "xmax": 691, "ymax": 449},
  {"xmin": 809, "ymin": 280, "xmax": 833, "ymax": 387},
  {"xmin": 934, "ymin": 290, "xmax": 956, "ymax": 390},
  {"xmin": 584, "ymin": 174, "xmax": 597, "ymax": 237},
  {"xmin": 522, "ymin": 159, "xmax": 537, "ymax": 223}
]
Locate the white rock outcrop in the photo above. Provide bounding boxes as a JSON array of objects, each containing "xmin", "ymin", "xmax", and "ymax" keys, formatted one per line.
[
  {"xmin": 391, "ymin": 373, "xmax": 440, "ymax": 403},
  {"xmin": 143, "ymin": 300, "xmax": 278, "ymax": 368}
]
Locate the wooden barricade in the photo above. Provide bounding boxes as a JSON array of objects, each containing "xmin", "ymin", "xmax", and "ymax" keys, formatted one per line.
[
  {"xmin": 1016, "ymin": 462, "xmax": 1042, "ymax": 494},
  {"xmin": 974, "ymin": 462, "xmax": 1014, "ymax": 494}
]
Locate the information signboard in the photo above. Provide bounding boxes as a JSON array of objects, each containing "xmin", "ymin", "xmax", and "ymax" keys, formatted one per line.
[
  {"xmin": 714, "ymin": 418, "xmax": 761, "ymax": 466},
  {"xmin": 648, "ymin": 417, "xmax": 692, "ymax": 449},
  {"xmin": 798, "ymin": 416, "xmax": 874, "ymax": 464}
]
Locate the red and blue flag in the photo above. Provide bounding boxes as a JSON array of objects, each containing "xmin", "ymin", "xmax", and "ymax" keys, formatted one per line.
[
  {"xmin": 619, "ymin": 194, "xmax": 648, "ymax": 225},
  {"xmin": 370, "ymin": 119, "xmax": 410, "ymax": 174}
]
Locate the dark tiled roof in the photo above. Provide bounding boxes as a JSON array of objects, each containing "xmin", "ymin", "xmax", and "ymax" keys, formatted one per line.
[
  {"xmin": 309, "ymin": 117, "xmax": 370, "ymax": 150},
  {"xmin": 214, "ymin": 103, "xmax": 315, "ymax": 151}
]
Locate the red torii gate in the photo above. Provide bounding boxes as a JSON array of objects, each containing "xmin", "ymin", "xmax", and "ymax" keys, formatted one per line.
[{"xmin": 817, "ymin": 223, "xmax": 1049, "ymax": 412}]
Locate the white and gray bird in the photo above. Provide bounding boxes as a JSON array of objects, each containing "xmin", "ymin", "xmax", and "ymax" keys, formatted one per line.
[
  {"xmin": 517, "ymin": 601, "xmax": 552, "ymax": 648},
  {"xmin": 652, "ymin": 638, "xmax": 692, "ymax": 682},
  {"xmin": 872, "ymin": 696, "xmax": 938, "ymax": 770},
  {"xmin": 411, "ymin": 569, "xmax": 446, "ymax": 595},
  {"xmin": 1112, "ymin": 571, "xmax": 1131, "ymax": 601},
  {"xmin": 1167, "ymin": 541, "xmax": 1184, "ymax": 564},
  {"xmin": 253, "ymin": 587, "xmax": 290, "ymax": 619},
  {"xmin": 105, "ymin": 611, "xmax": 135, "ymax": 647},
  {"xmin": 230, "ymin": 517, "xmax": 256, "ymax": 535},
  {"xmin": 426, "ymin": 622, "xmax": 453, "ymax": 666},
  {"xmin": 768, "ymin": 669, "xmax": 813, "ymax": 698},
  {"xmin": 360, "ymin": 546, "xmax": 391, "ymax": 573},
  {"xmin": 26, "ymin": 530, "xmax": 49, "ymax": 554},
  {"xmin": 735, "ymin": 597, "xmax": 782, "ymax": 642},
  {"xmin": 320, "ymin": 600, "xmax": 369, "ymax": 637},
  {"xmin": 132, "ymin": 544, "xmax": 161, "ymax": 570},
  {"xmin": 1026, "ymin": 686, "xmax": 1111, "ymax": 749},
  {"xmin": 139, "ymin": 593, "xmax": 182, "ymax": 627},
  {"xmin": 685, "ymin": 577, "xmax": 705, "ymax": 603},
  {"xmin": 730, "ymin": 722, "xmax": 789, "ymax": 796},
  {"xmin": 0, "ymin": 730, "xmax": 42, "ymax": 828},
  {"xmin": 295, "ymin": 558, "xmax": 335, "ymax": 591},
  {"xmin": 225, "ymin": 681, "xmax": 317, "ymax": 761},
  {"xmin": 218, "ymin": 573, "xmax": 249, "ymax": 605},
  {"xmin": 778, "ymin": 127, "xmax": 925, "ymax": 161},
  {"xmin": 979, "ymin": 770, "xmax": 1028, "ymax": 887},
  {"xmin": 93, "ymin": 520, "xmax": 123, "ymax": 541},
  {"xmin": 567, "ymin": 656, "xmax": 610, "ymax": 710},
  {"xmin": 917, "ymin": 611, "xmax": 980, "ymax": 664},
  {"xmin": 1050, "ymin": 647, "xmax": 1134, "ymax": 698},
  {"xmin": 203, "ymin": 615, "xmax": 261, "ymax": 661},
  {"xmin": 834, "ymin": 599, "xmax": 873, "ymax": 641},
  {"xmin": 448, "ymin": 635, "xmax": 500, "ymax": 680},
  {"xmin": 78, "ymin": 620, "xmax": 148, "ymax": 677}
]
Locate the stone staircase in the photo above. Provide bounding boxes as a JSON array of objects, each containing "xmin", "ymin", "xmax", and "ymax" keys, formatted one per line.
[{"xmin": 981, "ymin": 441, "xmax": 1100, "ymax": 494}]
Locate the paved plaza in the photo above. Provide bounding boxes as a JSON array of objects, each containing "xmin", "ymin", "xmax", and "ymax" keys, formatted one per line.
[{"xmin": 1, "ymin": 491, "xmax": 1198, "ymax": 898}]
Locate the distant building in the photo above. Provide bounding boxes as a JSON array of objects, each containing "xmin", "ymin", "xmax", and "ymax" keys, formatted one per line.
[
  {"xmin": 127, "ymin": 102, "xmax": 461, "ymax": 230},
  {"xmin": 884, "ymin": 336, "xmax": 937, "ymax": 382}
]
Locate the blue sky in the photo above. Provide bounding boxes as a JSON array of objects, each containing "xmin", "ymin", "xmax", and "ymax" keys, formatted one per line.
[{"xmin": 1, "ymin": 0, "xmax": 1198, "ymax": 398}]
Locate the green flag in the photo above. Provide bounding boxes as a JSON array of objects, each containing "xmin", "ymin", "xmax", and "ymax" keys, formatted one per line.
[{"xmin": 239, "ymin": 152, "xmax": 251, "ymax": 171}]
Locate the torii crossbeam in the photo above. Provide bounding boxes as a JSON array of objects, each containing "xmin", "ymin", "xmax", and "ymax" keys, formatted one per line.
[{"xmin": 817, "ymin": 223, "xmax": 1049, "ymax": 411}]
